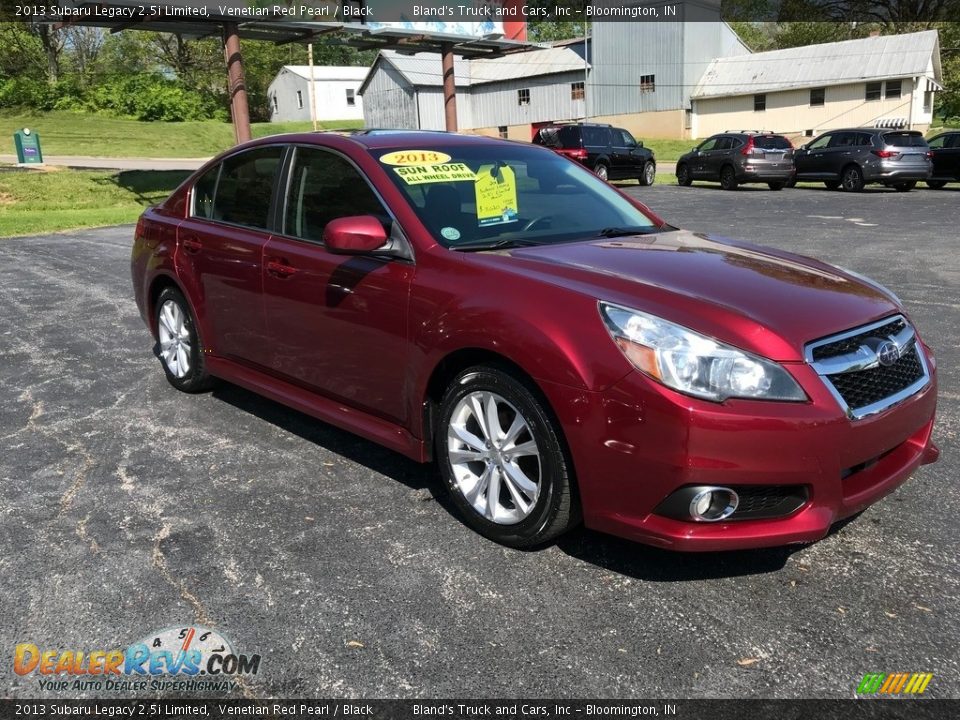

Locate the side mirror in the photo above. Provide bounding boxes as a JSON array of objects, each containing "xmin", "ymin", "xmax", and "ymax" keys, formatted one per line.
[
  {"xmin": 799, "ymin": 144, "xmax": 808, "ymax": 151},
  {"xmin": 323, "ymin": 215, "xmax": 389, "ymax": 255},
  {"xmin": 691, "ymin": 147, "xmax": 698, "ymax": 153},
  {"xmin": 636, "ymin": 140, "xmax": 644, "ymax": 148}
]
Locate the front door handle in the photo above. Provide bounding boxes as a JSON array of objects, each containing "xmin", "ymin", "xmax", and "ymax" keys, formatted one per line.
[
  {"xmin": 182, "ymin": 236, "xmax": 202, "ymax": 254},
  {"xmin": 266, "ymin": 259, "xmax": 297, "ymax": 278}
]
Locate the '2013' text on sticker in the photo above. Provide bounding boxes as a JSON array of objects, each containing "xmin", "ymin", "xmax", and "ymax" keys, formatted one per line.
[{"xmin": 380, "ymin": 150, "xmax": 452, "ymax": 166}]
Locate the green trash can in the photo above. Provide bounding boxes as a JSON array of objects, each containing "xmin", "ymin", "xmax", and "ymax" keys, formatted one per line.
[{"xmin": 14, "ymin": 128, "xmax": 44, "ymax": 165}]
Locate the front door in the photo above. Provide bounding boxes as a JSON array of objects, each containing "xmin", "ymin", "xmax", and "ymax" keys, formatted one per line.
[
  {"xmin": 794, "ymin": 133, "xmax": 833, "ymax": 179},
  {"xmin": 262, "ymin": 146, "xmax": 414, "ymax": 425},
  {"xmin": 690, "ymin": 137, "xmax": 719, "ymax": 178}
]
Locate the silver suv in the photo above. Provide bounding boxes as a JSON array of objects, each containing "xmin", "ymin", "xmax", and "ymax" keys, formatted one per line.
[
  {"xmin": 676, "ymin": 132, "xmax": 795, "ymax": 191},
  {"xmin": 793, "ymin": 129, "xmax": 932, "ymax": 192}
]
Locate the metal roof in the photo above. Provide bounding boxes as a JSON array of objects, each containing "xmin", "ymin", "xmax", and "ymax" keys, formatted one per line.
[
  {"xmin": 281, "ymin": 66, "xmax": 369, "ymax": 81},
  {"xmin": 692, "ymin": 30, "xmax": 942, "ymax": 99},
  {"xmin": 360, "ymin": 46, "xmax": 588, "ymax": 93}
]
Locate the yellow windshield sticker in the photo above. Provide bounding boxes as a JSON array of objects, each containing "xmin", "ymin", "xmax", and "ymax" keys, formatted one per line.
[
  {"xmin": 380, "ymin": 150, "xmax": 452, "ymax": 166},
  {"xmin": 393, "ymin": 163, "xmax": 476, "ymax": 185},
  {"xmin": 474, "ymin": 164, "xmax": 518, "ymax": 226}
]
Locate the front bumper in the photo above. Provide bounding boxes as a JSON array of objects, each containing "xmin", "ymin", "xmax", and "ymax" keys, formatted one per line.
[{"xmin": 539, "ymin": 346, "xmax": 938, "ymax": 551}]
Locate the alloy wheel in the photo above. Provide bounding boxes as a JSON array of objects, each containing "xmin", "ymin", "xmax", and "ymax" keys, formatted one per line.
[
  {"xmin": 446, "ymin": 391, "xmax": 541, "ymax": 525},
  {"xmin": 157, "ymin": 299, "xmax": 192, "ymax": 378}
]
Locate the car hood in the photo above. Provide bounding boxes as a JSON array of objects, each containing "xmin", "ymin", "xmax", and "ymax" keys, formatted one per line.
[{"xmin": 497, "ymin": 230, "xmax": 901, "ymax": 362}]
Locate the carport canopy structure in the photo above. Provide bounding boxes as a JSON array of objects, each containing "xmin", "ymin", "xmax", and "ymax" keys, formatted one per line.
[{"xmin": 45, "ymin": 1, "xmax": 544, "ymax": 141}]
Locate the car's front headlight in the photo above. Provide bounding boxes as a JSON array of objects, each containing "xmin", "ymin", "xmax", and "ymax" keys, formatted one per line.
[{"xmin": 599, "ymin": 302, "xmax": 806, "ymax": 402}]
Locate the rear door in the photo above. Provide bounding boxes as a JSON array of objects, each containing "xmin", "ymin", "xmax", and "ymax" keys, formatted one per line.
[
  {"xmin": 705, "ymin": 136, "xmax": 733, "ymax": 178},
  {"xmin": 261, "ymin": 145, "xmax": 414, "ymax": 424},
  {"xmin": 176, "ymin": 145, "xmax": 283, "ymax": 367}
]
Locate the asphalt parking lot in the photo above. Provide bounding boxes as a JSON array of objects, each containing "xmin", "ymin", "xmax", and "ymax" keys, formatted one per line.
[{"xmin": 1, "ymin": 183, "xmax": 957, "ymax": 699}]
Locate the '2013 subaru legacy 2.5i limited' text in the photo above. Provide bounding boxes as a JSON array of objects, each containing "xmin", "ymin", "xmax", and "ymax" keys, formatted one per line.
[{"xmin": 132, "ymin": 131, "xmax": 938, "ymax": 550}]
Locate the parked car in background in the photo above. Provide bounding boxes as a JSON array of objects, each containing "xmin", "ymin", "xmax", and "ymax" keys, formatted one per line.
[
  {"xmin": 533, "ymin": 122, "xmax": 657, "ymax": 185},
  {"xmin": 132, "ymin": 131, "xmax": 938, "ymax": 551},
  {"xmin": 676, "ymin": 132, "xmax": 795, "ymax": 191},
  {"xmin": 793, "ymin": 129, "xmax": 932, "ymax": 192},
  {"xmin": 925, "ymin": 131, "xmax": 960, "ymax": 189}
]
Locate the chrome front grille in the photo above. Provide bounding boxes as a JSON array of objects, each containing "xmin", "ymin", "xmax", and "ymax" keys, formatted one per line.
[{"xmin": 805, "ymin": 315, "xmax": 930, "ymax": 420}]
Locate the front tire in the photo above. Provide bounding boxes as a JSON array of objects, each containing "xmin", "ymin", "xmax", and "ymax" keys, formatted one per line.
[
  {"xmin": 926, "ymin": 179, "xmax": 948, "ymax": 189},
  {"xmin": 824, "ymin": 180, "xmax": 841, "ymax": 190},
  {"xmin": 155, "ymin": 287, "xmax": 212, "ymax": 393},
  {"xmin": 639, "ymin": 161, "xmax": 656, "ymax": 186},
  {"xmin": 767, "ymin": 182, "xmax": 785, "ymax": 191},
  {"xmin": 720, "ymin": 165, "xmax": 738, "ymax": 191},
  {"xmin": 676, "ymin": 163, "xmax": 692, "ymax": 187},
  {"xmin": 436, "ymin": 366, "xmax": 579, "ymax": 548},
  {"xmin": 894, "ymin": 181, "xmax": 917, "ymax": 192}
]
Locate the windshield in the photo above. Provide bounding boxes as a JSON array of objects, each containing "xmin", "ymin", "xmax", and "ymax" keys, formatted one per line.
[{"xmin": 376, "ymin": 144, "xmax": 658, "ymax": 249}]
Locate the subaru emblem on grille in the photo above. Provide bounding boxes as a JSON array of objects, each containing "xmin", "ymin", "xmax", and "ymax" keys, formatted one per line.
[{"xmin": 876, "ymin": 340, "xmax": 901, "ymax": 367}]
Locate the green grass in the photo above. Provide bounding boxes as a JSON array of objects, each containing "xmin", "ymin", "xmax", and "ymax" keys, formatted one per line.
[
  {"xmin": 0, "ymin": 167, "xmax": 191, "ymax": 237},
  {"xmin": 644, "ymin": 139, "xmax": 698, "ymax": 162},
  {"xmin": 0, "ymin": 111, "xmax": 363, "ymax": 158}
]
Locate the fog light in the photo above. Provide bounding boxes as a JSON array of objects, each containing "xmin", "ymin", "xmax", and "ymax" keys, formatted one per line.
[{"xmin": 688, "ymin": 487, "xmax": 739, "ymax": 522}]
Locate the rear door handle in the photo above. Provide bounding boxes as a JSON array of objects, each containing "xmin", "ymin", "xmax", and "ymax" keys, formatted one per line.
[{"xmin": 266, "ymin": 259, "xmax": 297, "ymax": 278}]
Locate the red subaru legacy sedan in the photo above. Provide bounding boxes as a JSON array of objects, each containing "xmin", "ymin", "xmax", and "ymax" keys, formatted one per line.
[{"xmin": 131, "ymin": 131, "xmax": 938, "ymax": 551}]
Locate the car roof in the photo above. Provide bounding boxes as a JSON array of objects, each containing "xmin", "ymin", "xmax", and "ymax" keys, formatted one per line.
[{"xmin": 245, "ymin": 129, "xmax": 523, "ymax": 152}]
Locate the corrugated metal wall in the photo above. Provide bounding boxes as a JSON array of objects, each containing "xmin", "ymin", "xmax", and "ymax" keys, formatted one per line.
[
  {"xmin": 470, "ymin": 73, "xmax": 586, "ymax": 129},
  {"xmin": 416, "ymin": 89, "xmax": 474, "ymax": 131},
  {"xmin": 361, "ymin": 61, "xmax": 418, "ymax": 129}
]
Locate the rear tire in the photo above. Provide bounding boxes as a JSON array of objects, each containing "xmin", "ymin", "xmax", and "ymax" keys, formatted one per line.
[
  {"xmin": 767, "ymin": 182, "xmax": 785, "ymax": 191},
  {"xmin": 594, "ymin": 163, "xmax": 609, "ymax": 182},
  {"xmin": 639, "ymin": 161, "xmax": 656, "ymax": 186},
  {"xmin": 436, "ymin": 365, "xmax": 579, "ymax": 548},
  {"xmin": 894, "ymin": 181, "xmax": 917, "ymax": 192},
  {"xmin": 154, "ymin": 287, "xmax": 213, "ymax": 393},
  {"xmin": 841, "ymin": 164, "xmax": 865, "ymax": 192},
  {"xmin": 720, "ymin": 165, "xmax": 738, "ymax": 191},
  {"xmin": 926, "ymin": 179, "xmax": 947, "ymax": 189},
  {"xmin": 676, "ymin": 163, "xmax": 692, "ymax": 187},
  {"xmin": 824, "ymin": 180, "xmax": 841, "ymax": 190}
]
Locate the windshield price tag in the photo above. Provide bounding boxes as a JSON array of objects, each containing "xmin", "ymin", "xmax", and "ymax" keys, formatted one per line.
[{"xmin": 475, "ymin": 164, "xmax": 519, "ymax": 226}]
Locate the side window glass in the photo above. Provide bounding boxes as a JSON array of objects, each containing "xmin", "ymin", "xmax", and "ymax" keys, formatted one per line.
[
  {"xmin": 857, "ymin": 133, "xmax": 873, "ymax": 146},
  {"xmin": 808, "ymin": 135, "xmax": 831, "ymax": 150},
  {"xmin": 192, "ymin": 164, "xmax": 220, "ymax": 220},
  {"xmin": 949, "ymin": 135, "xmax": 960, "ymax": 149},
  {"xmin": 698, "ymin": 138, "xmax": 717, "ymax": 152},
  {"xmin": 619, "ymin": 130, "xmax": 636, "ymax": 147},
  {"xmin": 927, "ymin": 136, "xmax": 945, "ymax": 149},
  {"xmin": 284, "ymin": 148, "xmax": 388, "ymax": 243},
  {"xmin": 214, "ymin": 147, "xmax": 283, "ymax": 229},
  {"xmin": 715, "ymin": 137, "xmax": 732, "ymax": 151}
]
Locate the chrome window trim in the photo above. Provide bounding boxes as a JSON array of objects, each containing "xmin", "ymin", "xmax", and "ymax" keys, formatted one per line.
[{"xmin": 804, "ymin": 315, "xmax": 931, "ymax": 420}]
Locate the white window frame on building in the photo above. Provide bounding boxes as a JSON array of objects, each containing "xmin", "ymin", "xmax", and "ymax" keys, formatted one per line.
[
  {"xmin": 810, "ymin": 87, "xmax": 825, "ymax": 107},
  {"xmin": 754, "ymin": 93, "xmax": 766, "ymax": 112},
  {"xmin": 885, "ymin": 80, "xmax": 902, "ymax": 99},
  {"xmin": 865, "ymin": 82, "xmax": 882, "ymax": 101},
  {"xmin": 517, "ymin": 88, "xmax": 530, "ymax": 106},
  {"xmin": 296, "ymin": 90, "xmax": 304, "ymax": 109},
  {"xmin": 272, "ymin": 95, "xmax": 279, "ymax": 112},
  {"xmin": 346, "ymin": 88, "xmax": 356, "ymax": 107},
  {"xmin": 571, "ymin": 81, "xmax": 585, "ymax": 101},
  {"xmin": 924, "ymin": 90, "xmax": 933, "ymax": 113},
  {"xmin": 639, "ymin": 74, "xmax": 655, "ymax": 93}
]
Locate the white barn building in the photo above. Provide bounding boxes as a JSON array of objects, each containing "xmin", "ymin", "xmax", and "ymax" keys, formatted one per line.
[
  {"xmin": 267, "ymin": 66, "xmax": 368, "ymax": 123},
  {"xmin": 692, "ymin": 30, "xmax": 943, "ymax": 139}
]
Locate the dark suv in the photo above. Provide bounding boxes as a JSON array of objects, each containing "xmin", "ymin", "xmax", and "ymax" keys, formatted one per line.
[
  {"xmin": 533, "ymin": 122, "xmax": 656, "ymax": 185},
  {"xmin": 925, "ymin": 131, "xmax": 960, "ymax": 189},
  {"xmin": 793, "ymin": 128, "xmax": 932, "ymax": 191},
  {"xmin": 676, "ymin": 132, "xmax": 795, "ymax": 190}
]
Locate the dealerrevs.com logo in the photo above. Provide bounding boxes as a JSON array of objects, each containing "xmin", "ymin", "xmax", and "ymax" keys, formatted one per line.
[
  {"xmin": 14, "ymin": 626, "xmax": 260, "ymax": 693},
  {"xmin": 857, "ymin": 672, "xmax": 934, "ymax": 695}
]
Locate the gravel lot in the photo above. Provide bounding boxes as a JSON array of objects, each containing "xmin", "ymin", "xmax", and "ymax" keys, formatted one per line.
[{"xmin": 1, "ymin": 182, "xmax": 957, "ymax": 699}]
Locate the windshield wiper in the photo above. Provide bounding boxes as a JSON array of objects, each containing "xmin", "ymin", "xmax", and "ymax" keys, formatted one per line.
[
  {"xmin": 596, "ymin": 226, "xmax": 664, "ymax": 238},
  {"xmin": 452, "ymin": 238, "xmax": 545, "ymax": 252}
]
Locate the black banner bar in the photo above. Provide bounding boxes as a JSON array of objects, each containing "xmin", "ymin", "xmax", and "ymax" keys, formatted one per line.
[{"xmin": 2, "ymin": 700, "xmax": 958, "ymax": 720}]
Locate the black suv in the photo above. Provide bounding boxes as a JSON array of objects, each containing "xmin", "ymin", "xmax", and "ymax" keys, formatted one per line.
[
  {"xmin": 925, "ymin": 131, "xmax": 960, "ymax": 188},
  {"xmin": 793, "ymin": 128, "xmax": 931, "ymax": 191},
  {"xmin": 533, "ymin": 122, "xmax": 657, "ymax": 185},
  {"xmin": 676, "ymin": 132, "xmax": 795, "ymax": 190}
]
